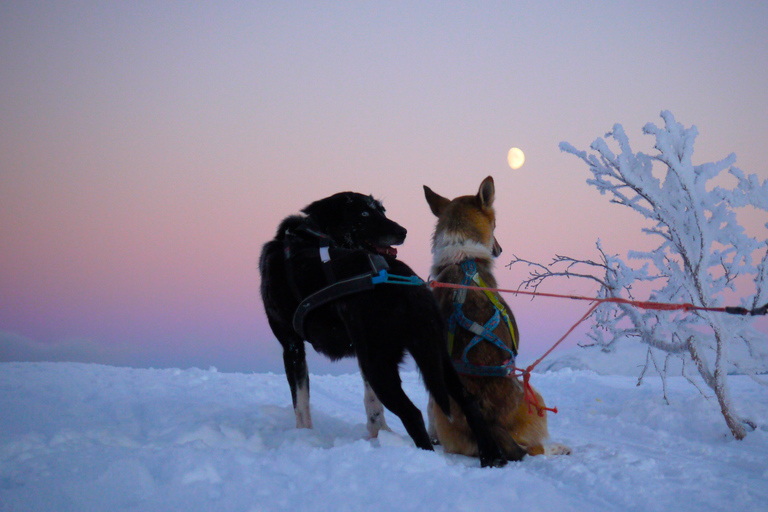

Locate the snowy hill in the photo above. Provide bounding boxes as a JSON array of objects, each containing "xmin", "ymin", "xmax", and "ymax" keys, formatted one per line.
[
  {"xmin": 536, "ymin": 339, "xmax": 768, "ymax": 377},
  {"xmin": 534, "ymin": 342, "xmax": 680, "ymax": 376},
  {"xmin": 1, "ymin": 362, "xmax": 767, "ymax": 512}
]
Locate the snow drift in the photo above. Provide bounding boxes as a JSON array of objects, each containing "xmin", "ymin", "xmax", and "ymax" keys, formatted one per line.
[{"xmin": 2, "ymin": 361, "xmax": 767, "ymax": 511}]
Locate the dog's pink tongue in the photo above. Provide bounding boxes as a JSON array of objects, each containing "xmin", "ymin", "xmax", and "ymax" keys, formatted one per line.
[{"xmin": 380, "ymin": 246, "xmax": 397, "ymax": 257}]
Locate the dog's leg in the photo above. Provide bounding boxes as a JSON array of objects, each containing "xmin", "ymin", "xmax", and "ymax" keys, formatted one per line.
[
  {"xmin": 510, "ymin": 385, "xmax": 571, "ymax": 456},
  {"xmin": 294, "ymin": 374, "xmax": 312, "ymax": 429},
  {"xmin": 426, "ymin": 395, "xmax": 440, "ymax": 445},
  {"xmin": 342, "ymin": 316, "xmax": 433, "ymax": 451},
  {"xmin": 365, "ymin": 373, "xmax": 432, "ymax": 450},
  {"xmin": 275, "ymin": 325, "xmax": 313, "ymax": 429},
  {"xmin": 360, "ymin": 372, "xmax": 390, "ymax": 438},
  {"xmin": 357, "ymin": 361, "xmax": 433, "ymax": 451},
  {"xmin": 285, "ymin": 343, "xmax": 312, "ymax": 429},
  {"xmin": 441, "ymin": 360, "xmax": 517, "ymax": 467}
]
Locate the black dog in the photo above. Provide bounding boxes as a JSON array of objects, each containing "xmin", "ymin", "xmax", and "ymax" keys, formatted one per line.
[{"xmin": 259, "ymin": 192, "xmax": 506, "ymax": 467}]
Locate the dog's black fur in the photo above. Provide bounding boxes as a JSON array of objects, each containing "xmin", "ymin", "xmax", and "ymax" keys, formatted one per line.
[{"xmin": 259, "ymin": 192, "xmax": 506, "ymax": 467}]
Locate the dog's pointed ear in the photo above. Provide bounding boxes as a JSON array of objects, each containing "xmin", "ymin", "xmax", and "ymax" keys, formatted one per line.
[
  {"xmin": 477, "ymin": 176, "xmax": 495, "ymax": 209},
  {"xmin": 300, "ymin": 199, "xmax": 325, "ymax": 221},
  {"xmin": 301, "ymin": 193, "xmax": 346, "ymax": 228},
  {"xmin": 424, "ymin": 185, "xmax": 449, "ymax": 217}
]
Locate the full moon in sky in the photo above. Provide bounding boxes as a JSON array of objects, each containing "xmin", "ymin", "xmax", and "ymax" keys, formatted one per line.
[{"xmin": 507, "ymin": 147, "xmax": 525, "ymax": 169}]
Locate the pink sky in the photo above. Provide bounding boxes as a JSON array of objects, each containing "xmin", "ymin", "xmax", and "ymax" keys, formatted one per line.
[{"xmin": 2, "ymin": 1, "xmax": 767, "ymax": 373}]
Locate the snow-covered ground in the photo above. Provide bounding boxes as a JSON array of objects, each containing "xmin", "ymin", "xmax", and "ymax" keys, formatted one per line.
[{"xmin": 1, "ymin": 360, "xmax": 767, "ymax": 512}]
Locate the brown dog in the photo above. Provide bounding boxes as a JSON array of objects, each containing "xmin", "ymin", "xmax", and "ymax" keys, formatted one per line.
[{"xmin": 424, "ymin": 176, "xmax": 570, "ymax": 459}]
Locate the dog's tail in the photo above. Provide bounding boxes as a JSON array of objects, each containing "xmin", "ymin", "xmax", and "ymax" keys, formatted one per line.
[
  {"xmin": 489, "ymin": 424, "xmax": 529, "ymax": 460},
  {"xmin": 407, "ymin": 306, "xmax": 452, "ymax": 417}
]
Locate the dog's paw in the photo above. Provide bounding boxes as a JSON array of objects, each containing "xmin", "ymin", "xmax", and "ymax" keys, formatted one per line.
[
  {"xmin": 479, "ymin": 442, "xmax": 511, "ymax": 468},
  {"xmin": 376, "ymin": 429, "xmax": 412, "ymax": 448},
  {"xmin": 480, "ymin": 455, "xmax": 508, "ymax": 469},
  {"xmin": 365, "ymin": 424, "xmax": 393, "ymax": 440},
  {"xmin": 545, "ymin": 443, "xmax": 572, "ymax": 456}
]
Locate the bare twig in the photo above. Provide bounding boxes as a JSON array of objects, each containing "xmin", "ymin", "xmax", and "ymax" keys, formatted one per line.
[{"xmin": 681, "ymin": 357, "xmax": 713, "ymax": 400}]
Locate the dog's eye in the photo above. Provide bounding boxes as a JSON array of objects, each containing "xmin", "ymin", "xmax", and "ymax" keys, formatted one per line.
[{"xmin": 361, "ymin": 211, "xmax": 369, "ymax": 217}]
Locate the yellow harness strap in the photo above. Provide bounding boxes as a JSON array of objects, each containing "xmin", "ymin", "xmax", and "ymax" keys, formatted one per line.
[
  {"xmin": 444, "ymin": 269, "xmax": 518, "ymax": 357},
  {"xmin": 471, "ymin": 273, "xmax": 518, "ymax": 353}
]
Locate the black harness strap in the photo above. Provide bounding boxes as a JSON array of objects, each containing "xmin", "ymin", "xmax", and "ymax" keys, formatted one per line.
[
  {"xmin": 284, "ymin": 226, "xmax": 392, "ymax": 339},
  {"xmin": 291, "ymin": 252, "xmax": 390, "ymax": 338},
  {"xmin": 292, "ymin": 273, "xmax": 375, "ymax": 338},
  {"xmin": 284, "ymin": 225, "xmax": 335, "ymax": 303},
  {"xmin": 317, "ymin": 237, "xmax": 336, "ymax": 284}
]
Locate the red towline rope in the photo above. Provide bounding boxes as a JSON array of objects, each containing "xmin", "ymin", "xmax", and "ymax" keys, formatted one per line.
[
  {"xmin": 428, "ymin": 281, "xmax": 732, "ymax": 314},
  {"xmin": 428, "ymin": 280, "xmax": 744, "ymax": 417}
]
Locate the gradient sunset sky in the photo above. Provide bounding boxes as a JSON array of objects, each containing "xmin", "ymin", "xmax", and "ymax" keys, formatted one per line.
[{"xmin": 2, "ymin": 1, "xmax": 767, "ymax": 374}]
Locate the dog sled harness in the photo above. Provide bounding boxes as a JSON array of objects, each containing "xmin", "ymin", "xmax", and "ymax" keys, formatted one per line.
[
  {"xmin": 446, "ymin": 259, "xmax": 518, "ymax": 377},
  {"xmin": 284, "ymin": 227, "xmax": 423, "ymax": 339}
]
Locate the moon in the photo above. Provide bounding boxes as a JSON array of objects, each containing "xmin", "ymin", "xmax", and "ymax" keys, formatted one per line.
[{"xmin": 507, "ymin": 147, "xmax": 525, "ymax": 170}]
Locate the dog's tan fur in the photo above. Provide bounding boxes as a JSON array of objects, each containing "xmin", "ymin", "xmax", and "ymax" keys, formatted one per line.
[{"xmin": 424, "ymin": 176, "xmax": 569, "ymax": 459}]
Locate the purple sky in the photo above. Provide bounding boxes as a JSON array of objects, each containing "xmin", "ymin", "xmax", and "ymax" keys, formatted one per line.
[{"xmin": 2, "ymin": 1, "xmax": 767, "ymax": 373}]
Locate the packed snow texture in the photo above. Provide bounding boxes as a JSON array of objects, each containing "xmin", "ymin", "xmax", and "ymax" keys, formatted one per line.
[{"xmin": 1, "ymin": 361, "xmax": 767, "ymax": 512}]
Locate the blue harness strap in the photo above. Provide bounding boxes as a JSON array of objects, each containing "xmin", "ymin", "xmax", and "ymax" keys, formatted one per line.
[
  {"xmin": 447, "ymin": 260, "xmax": 517, "ymax": 377},
  {"xmin": 371, "ymin": 269, "xmax": 425, "ymax": 286}
]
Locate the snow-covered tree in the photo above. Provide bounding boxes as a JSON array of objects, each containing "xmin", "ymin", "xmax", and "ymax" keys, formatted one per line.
[{"xmin": 512, "ymin": 111, "xmax": 768, "ymax": 439}]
